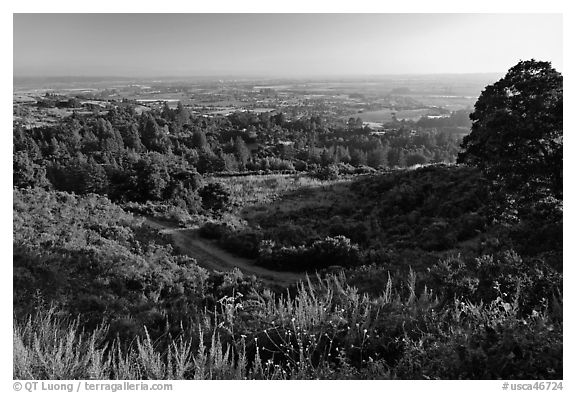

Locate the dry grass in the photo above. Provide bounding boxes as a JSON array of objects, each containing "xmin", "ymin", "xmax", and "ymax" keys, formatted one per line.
[
  {"xmin": 208, "ymin": 174, "xmax": 350, "ymax": 211},
  {"xmin": 14, "ymin": 269, "xmax": 561, "ymax": 380},
  {"xmin": 13, "ymin": 272, "xmax": 423, "ymax": 380}
]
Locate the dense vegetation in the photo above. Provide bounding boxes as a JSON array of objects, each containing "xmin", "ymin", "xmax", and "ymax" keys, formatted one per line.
[
  {"xmin": 202, "ymin": 164, "xmax": 560, "ymax": 276},
  {"xmin": 13, "ymin": 188, "xmax": 562, "ymax": 379},
  {"xmin": 13, "ymin": 169, "xmax": 562, "ymax": 380},
  {"xmin": 14, "ymin": 97, "xmax": 464, "ymax": 222},
  {"xmin": 13, "ymin": 61, "xmax": 562, "ymax": 380}
]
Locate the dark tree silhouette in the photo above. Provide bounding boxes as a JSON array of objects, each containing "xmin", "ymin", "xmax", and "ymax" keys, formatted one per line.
[
  {"xmin": 458, "ymin": 60, "xmax": 562, "ymax": 206},
  {"xmin": 199, "ymin": 183, "xmax": 231, "ymax": 212}
]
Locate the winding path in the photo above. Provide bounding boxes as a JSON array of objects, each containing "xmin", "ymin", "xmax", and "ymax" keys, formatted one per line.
[{"xmin": 144, "ymin": 218, "xmax": 304, "ymax": 286}]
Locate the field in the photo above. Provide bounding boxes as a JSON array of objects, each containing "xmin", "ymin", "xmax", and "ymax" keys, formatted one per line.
[
  {"xmin": 208, "ymin": 173, "xmax": 352, "ymax": 213},
  {"xmin": 411, "ymin": 94, "xmax": 477, "ymax": 111},
  {"xmin": 357, "ymin": 108, "xmax": 440, "ymax": 123}
]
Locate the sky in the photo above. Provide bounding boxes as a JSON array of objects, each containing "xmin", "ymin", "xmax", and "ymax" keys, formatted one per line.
[{"xmin": 13, "ymin": 13, "xmax": 563, "ymax": 78}]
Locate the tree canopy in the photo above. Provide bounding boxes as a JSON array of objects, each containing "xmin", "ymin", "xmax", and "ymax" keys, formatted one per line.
[{"xmin": 458, "ymin": 60, "xmax": 563, "ymax": 209}]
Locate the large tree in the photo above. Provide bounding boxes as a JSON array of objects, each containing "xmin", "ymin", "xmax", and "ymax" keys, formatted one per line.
[{"xmin": 458, "ymin": 60, "xmax": 562, "ymax": 208}]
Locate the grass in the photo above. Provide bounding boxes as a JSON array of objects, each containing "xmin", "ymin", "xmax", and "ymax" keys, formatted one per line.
[
  {"xmin": 13, "ymin": 272, "xmax": 408, "ymax": 379},
  {"xmin": 206, "ymin": 173, "xmax": 361, "ymax": 236},
  {"xmin": 14, "ymin": 270, "xmax": 562, "ymax": 380},
  {"xmin": 208, "ymin": 173, "xmax": 351, "ymax": 212}
]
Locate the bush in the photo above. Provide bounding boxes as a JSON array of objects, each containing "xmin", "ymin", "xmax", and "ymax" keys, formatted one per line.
[
  {"xmin": 219, "ymin": 231, "xmax": 262, "ymax": 259},
  {"xmin": 427, "ymin": 251, "xmax": 562, "ymax": 316},
  {"xmin": 257, "ymin": 236, "xmax": 362, "ymax": 271},
  {"xmin": 199, "ymin": 222, "xmax": 230, "ymax": 239},
  {"xmin": 199, "ymin": 183, "xmax": 231, "ymax": 212},
  {"xmin": 312, "ymin": 164, "xmax": 340, "ymax": 181}
]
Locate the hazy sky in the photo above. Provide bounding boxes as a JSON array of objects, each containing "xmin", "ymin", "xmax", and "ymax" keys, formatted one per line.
[{"xmin": 13, "ymin": 13, "xmax": 563, "ymax": 78}]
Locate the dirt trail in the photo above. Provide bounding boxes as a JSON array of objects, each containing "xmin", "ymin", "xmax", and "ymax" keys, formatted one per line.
[{"xmin": 144, "ymin": 218, "xmax": 304, "ymax": 286}]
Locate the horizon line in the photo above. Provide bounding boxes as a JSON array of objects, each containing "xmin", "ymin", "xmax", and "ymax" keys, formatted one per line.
[{"xmin": 13, "ymin": 71, "xmax": 506, "ymax": 80}]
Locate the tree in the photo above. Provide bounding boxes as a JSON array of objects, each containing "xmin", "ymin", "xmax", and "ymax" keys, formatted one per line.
[
  {"xmin": 174, "ymin": 101, "xmax": 190, "ymax": 131},
  {"xmin": 367, "ymin": 147, "xmax": 389, "ymax": 169},
  {"xmin": 458, "ymin": 60, "xmax": 563, "ymax": 207},
  {"xmin": 161, "ymin": 102, "xmax": 175, "ymax": 122},
  {"xmin": 272, "ymin": 112, "xmax": 286, "ymax": 127},
  {"xmin": 192, "ymin": 130, "xmax": 208, "ymax": 151},
  {"xmin": 120, "ymin": 123, "xmax": 144, "ymax": 152},
  {"xmin": 134, "ymin": 153, "xmax": 169, "ymax": 201},
  {"xmin": 335, "ymin": 145, "xmax": 351, "ymax": 164},
  {"xmin": 46, "ymin": 156, "xmax": 108, "ymax": 195},
  {"xmin": 347, "ymin": 117, "xmax": 363, "ymax": 131},
  {"xmin": 94, "ymin": 118, "xmax": 124, "ymax": 152},
  {"xmin": 313, "ymin": 164, "xmax": 339, "ymax": 181},
  {"xmin": 233, "ymin": 136, "xmax": 251, "ymax": 170},
  {"xmin": 320, "ymin": 148, "xmax": 334, "ymax": 167},
  {"xmin": 199, "ymin": 183, "xmax": 231, "ymax": 212},
  {"xmin": 166, "ymin": 169, "xmax": 202, "ymax": 212},
  {"xmin": 13, "ymin": 151, "xmax": 50, "ymax": 189},
  {"xmin": 406, "ymin": 152, "xmax": 428, "ymax": 167},
  {"xmin": 140, "ymin": 115, "xmax": 171, "ymax": 154},
  {"xmin": 350, "ymin": 148, "xmax": 367, "ymax": 166},
  {"xmin": 221, "ymin": 152, "xmax": 239, "ymax": 172}
]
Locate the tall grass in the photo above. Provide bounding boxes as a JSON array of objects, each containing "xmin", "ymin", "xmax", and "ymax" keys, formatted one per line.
[
  {"xmin": 14, "ymin": 309, "xmax": 254, "ymax": 380},
  {"xmin": 209, "ymin": 173, "xmax": 351, "ymax": 211},
  {"xmin": 14, "ymin": 271, "xmax": 561, "ymax": 380},
  {"xmin": 13, "ymin": 308, "xmax": 111, "ymax": 379}
]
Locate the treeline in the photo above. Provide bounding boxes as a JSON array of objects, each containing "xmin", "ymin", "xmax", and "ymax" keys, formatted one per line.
[{"xmin": 14, "ymin": 103, "xmax": 463, "ymax": 212}]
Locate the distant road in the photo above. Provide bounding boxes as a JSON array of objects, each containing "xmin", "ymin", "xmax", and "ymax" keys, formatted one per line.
[{"xmin": 144, "ymin": 217, "xmax": 304, "ymax": 286}]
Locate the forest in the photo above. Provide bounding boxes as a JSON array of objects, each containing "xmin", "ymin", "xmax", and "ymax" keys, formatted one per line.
[{"xmin": 13, "ymin": 60, "xmax": 563, "ymax": 380}]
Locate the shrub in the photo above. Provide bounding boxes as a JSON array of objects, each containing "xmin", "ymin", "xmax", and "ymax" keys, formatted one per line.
[
  {"xmin": 312, "ymin": 164, "xmax": 340, "ymax": 181},
  {"xmin": 427, "ymin": 251, "xmax": 562, "ymax": 316},
  {"xmin": 199, "ymin": 222, "xmax": 229, "ymax": 240},
  {"xmin": 257, "ymin": 236, "xmax": 362, "ymax": 271},
  {"xmin": 199, "ymin": 183, "xmax": 231, "ymax": 212}
]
